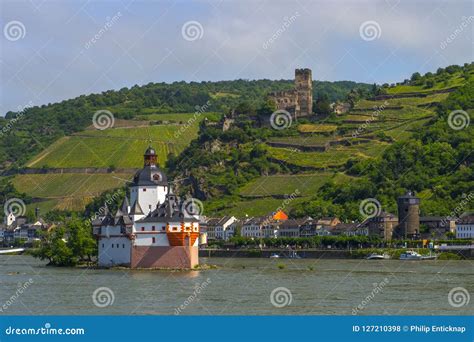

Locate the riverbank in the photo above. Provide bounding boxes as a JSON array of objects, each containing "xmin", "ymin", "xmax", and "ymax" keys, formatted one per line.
[{"xmin": 199, "ymin": 248, "xmax": 470, "ymax": 259}]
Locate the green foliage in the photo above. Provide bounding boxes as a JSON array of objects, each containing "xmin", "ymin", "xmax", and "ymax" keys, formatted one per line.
[
  {"xmin": 257, "ymin": 100, "xmax": 277, "ymax": 116},
  {"xmin": 387, "ymin": 63, "xmax": 473, "ymax": 94},
  {"xmin": 314, "ymin": 93, "xmax": 331, "ymax": 115},
  {"xmin": 228, "ymin": 235, "xmax": 383, "ymax": 248},
  {"xmin": 31, "ymin": 218, "xmax": 97, "ymax": 266},
  {"xmin": 437, "ymin": 252, "xmax": 462, "ymax": 260},
  {"xmin": 294, "ymin": 78, "xmax": 474, "ymax": 219}
]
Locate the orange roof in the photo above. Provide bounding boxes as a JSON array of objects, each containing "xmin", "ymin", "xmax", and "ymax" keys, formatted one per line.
[{"xmin": 273, "ymin": 210, "xmax": 288, "ymax": 221}]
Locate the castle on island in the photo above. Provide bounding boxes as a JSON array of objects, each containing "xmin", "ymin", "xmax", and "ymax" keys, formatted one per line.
[{"xmin": 92, "ymin": 147, "xmax": 200, "ymax": 269}]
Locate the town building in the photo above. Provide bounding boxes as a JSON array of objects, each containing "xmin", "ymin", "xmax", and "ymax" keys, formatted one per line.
[
  {"xmin": 92, "ymin": 147, "xmax": 200, "ymax": 269},
  {"xmin": 331, "ymin": 102, "xmax": 351, "ymax": 115},
  {"xmin": 329, "ymin": 223, "xmax": 365, "ymax": 236},
  {"xmin": 0, "ymin": 213, "xmax": 46, "ymax": 246},
  {"xmin": 241, "ymin": 217, "xmax": 277, "ymax": 239},
  {"xmin": 419, "ymin": 216, "xmax": 455, "ymax": 239},
  {"xmin": 366, "ymin": 212, "xmax": 398, "ymax": 241},
  {"xmin": 456, "ymin": 216, "xmax": 474, "ymax": 239},
  {"xmin": 317, "ymin": 217, "xmax": 341, "ymax": 227},
  {"xmin": 278, "ymin": 218, "xmax": 305, "ymax": 237},
  {"xmin": 299, "ymin": 217, "xmax": 335, "ymax": 237},
  {"xmin": 268, "ymin": 68, "xmax": 313, "ymax": 118},
  {"xmin": 240, "ymin": 211, "xmax": 290, "ymax": 239},
  {"xmin": 206, "ymin": 216, "xmax": 238, "ymax": 241}
]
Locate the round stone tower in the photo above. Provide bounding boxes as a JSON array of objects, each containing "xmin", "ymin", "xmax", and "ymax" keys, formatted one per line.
[{"xmin": 397, "ymin": 191, "xmax": 420, "ymax": 239}]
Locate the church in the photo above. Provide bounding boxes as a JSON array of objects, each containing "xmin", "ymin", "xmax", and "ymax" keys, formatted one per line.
[{"xmin": 92, "ymin": 147, "xmax": 200, "ymax": 269}]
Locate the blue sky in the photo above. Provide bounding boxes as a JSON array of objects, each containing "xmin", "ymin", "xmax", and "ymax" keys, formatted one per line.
[{"xmin": 1, "ymin": 0, "xmax": 473, "ymax": 114}]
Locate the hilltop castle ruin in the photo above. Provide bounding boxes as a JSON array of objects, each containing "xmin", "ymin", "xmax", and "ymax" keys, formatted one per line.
[{"xmin": 269, "ymin": 68, "xmax": 313, "ymax": 118}]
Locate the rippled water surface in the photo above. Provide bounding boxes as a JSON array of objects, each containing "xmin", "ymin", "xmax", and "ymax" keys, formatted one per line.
[{"xmin": 0, "ymin": 255, "xmax": 472, "ymax": 315}]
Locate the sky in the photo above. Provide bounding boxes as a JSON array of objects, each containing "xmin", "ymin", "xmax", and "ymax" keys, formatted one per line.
[{"xmin": 0, "ymin": 0, "xmax": 473, "ymax": 114}]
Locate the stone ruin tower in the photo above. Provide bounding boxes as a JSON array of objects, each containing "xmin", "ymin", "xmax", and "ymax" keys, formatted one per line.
[
  {"xmin": 295, "ymin": 68, "xmax": 313, "ymax": 117},
  {"xmin": 268, "ymin": 68, "xmax": 313, "ymax": 119}
]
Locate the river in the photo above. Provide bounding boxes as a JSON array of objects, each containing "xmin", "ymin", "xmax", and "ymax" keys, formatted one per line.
[{"xmin": 0, "ymin": 255, "xmax": 472, "ymax": 315}]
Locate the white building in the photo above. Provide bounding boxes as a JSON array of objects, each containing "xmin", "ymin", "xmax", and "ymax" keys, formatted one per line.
[
  {"xmin": 206, "ymin": 216, "xmax": 238, "ymax": 241},
  {"xmin": 456, "ymin": 216, "xmax": 474, "ymax": 239},
  {"xmin": 93, "ymin": 147, "xmax": 200, "ymax": 269},
  {"xmin": 241, "ymin": 217, "xmax": 278, "ymax": 239}
]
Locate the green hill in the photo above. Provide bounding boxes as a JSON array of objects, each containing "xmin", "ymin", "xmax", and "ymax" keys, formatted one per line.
[
  {"xmin": 2, "ymin": 63, "xmax": 473, "ymax": 219},
  {"xmin": 1, "ymin": 78, "xmax": 370, "ymax": 216}
]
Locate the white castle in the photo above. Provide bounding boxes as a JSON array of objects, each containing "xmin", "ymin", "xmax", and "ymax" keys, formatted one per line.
[{"xmin": 92, "ymin": 147, "xmax": 200, "ymax": 269}]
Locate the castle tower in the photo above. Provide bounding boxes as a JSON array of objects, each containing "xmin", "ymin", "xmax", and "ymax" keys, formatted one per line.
[
  {"xmin": 129, "ymin": 146, "xmax": 168, "ymax": 215},
  {"xmin": 397, "ymin": 191, "xmax": 420, "ymax": 239},
  {"xmin": 295, "ymin": 68, "xmax": 313, "ymax": 117}
]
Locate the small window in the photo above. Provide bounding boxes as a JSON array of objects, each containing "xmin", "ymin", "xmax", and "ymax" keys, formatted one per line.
[
  {"xmin": 111, "ymin": 244, "xmax": 114, "ymax": 248},
  {"xmin": 141, "ymin": 227, "xmax": 145, "ymax": 231},
  {"xmin": 162, "ymin": 226, "xmax": 165, "ymax": 231},
  {"xmin": 152, "ymin": 226, "xmax": 155, "ymax": 231},
  {"xmin": 152, "ymin": 237, "xmax": 156, "ymax": 243},
  {"xmin": 102, "ymin": 243, "xmax": 104, "ymax": 248},
  {"xmin": 143, "ymin": 188, "xmax": 146, "ymax": 192},
  {"xmin": 123, "ymin": 244, "xmax": 125, "ymax": 248}
]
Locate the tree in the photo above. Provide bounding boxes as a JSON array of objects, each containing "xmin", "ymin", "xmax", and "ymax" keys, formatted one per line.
[
  {"xmin": 235, "ymin": 101, "xmax": 256, "ymax": 115},
  {"xmin": 257, "ymin": 100, "xmax": 276, "ymax": 116},
  {"xmin": 314, "ymin": 93, "xmax": 331, "ymax": 115},
  {"xmin": 31, "ymin": 218, "xmax": 96, "ymax": 266},
  {"xmin": 425, "ymin": 79, "xmax": 435, "ymax": 88},
  {"xmin": 411, "ymin": 72, "xmax": 421, "ymax": 83},
  {"xmin": 67, "ymin": 218, "xmax": 97, "ymax": 262}
]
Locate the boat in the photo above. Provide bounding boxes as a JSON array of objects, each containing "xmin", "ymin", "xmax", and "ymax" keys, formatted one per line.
[
  {"xmin": 269, "ymin": 253, "xmax": 280, "ymax": 259},
  {"xmin": 366, "ymin": 253, "xmax": 390, "ymax": 260},
  {"xmin": 399, "ymin": 251, "xmax": 438, "ymax": 260},
  {"xmin": 400, "ymin": 251, "xmax": 422, "ymax": 260}
]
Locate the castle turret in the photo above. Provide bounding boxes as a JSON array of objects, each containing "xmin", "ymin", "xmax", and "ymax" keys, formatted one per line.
[
  {"xmin": 397, "ymin": 191, "xmax": 420, "ymax": 239},
  {"xmin": 130, "ymin": 146, "xmax": 168, "ymax": 214}
]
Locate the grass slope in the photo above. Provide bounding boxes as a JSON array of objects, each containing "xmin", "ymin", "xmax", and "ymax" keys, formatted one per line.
[
  {"xmin": 239, "ymin": 172, "xmax": 351, "ymax": 197},
  {"xmin": 13, "ymin": 173, "xmax": 132, "ymax": 211},
  {"xmin": 27, "ymin": 123, "xmax": 200, "ymax": 168}
]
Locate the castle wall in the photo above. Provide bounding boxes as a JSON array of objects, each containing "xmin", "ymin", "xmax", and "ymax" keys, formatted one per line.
[
  {"xmin": 133, "ymin": 231, "xmax": 169, "ymax": 246},
  {"xmin": 131, "ymin": 246, "xmax": 199, "ymax": 269},
  {"xmin": 98, "ymin": 237, "xmax": 131, "ymax": 267}
]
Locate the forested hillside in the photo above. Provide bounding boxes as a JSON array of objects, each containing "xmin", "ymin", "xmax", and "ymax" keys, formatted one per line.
[
  {"xmin": 1, "ymin": 63, "xmax": 472, "ymax": 220},
  {"xmin": 169, "ymin": 63, "xmax": 473, "ymax": 220}
]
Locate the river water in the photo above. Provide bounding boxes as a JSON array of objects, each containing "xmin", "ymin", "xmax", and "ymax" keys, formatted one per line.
[{"xmin": 0, "ymin": 255, "xmax": 472, "ymax": 315}]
